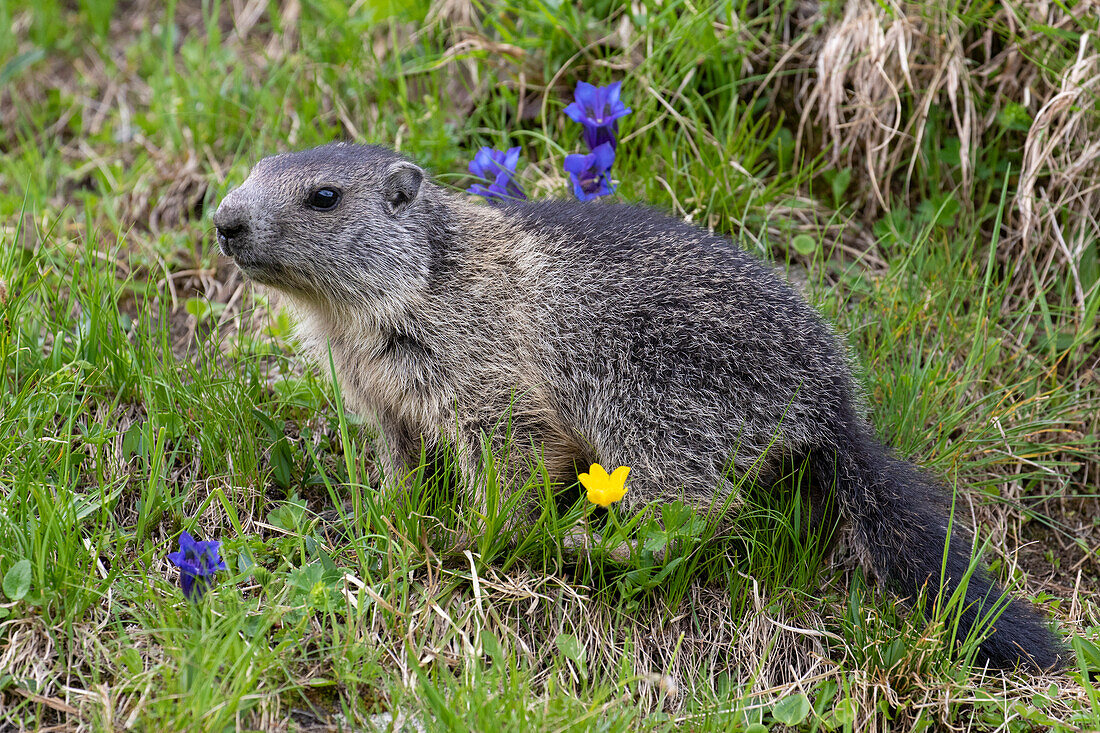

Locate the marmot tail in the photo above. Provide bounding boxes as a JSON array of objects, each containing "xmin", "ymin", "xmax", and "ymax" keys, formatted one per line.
[{"xmin": 811, "ymin": 413, "xmax": 1063, "ymax": 670}]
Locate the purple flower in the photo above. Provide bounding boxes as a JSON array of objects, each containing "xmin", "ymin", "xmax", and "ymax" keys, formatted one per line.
[
  {"xmin": 467, "ymin": 146, "xmax": 526, "ymax": 201},
  {"xmin": 167, "ymin": 531, "xmax": 226, "ymax": 600},
  {"xmin": 564, "ymin": 143, "xmax": 616, "ymax": 202},
  {"xmin": 564, "ymin": 81, "xmax": 632, "ymax": 151}
]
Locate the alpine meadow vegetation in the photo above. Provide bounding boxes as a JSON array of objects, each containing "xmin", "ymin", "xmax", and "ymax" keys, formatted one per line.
[{"xmin": 1, "ymin": 1, "xmax": 1099, "ymax": 731}]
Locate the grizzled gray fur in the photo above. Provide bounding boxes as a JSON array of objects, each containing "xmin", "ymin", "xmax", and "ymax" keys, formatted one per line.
[{"xmin": 214, "ymin": 142, "xmax": 1062, "ymax": 670}]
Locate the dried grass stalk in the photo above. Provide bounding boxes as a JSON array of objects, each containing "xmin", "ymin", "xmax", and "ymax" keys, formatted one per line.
[
  {"xmin": 798, "ymin": 0, "xmax": 977, "ymax": 216},
  {"xmin": 1013, "ymin": 32, "xmax": 1100, "ymax": 316},
  {"xmin": 792, "ymin": 0, "xmax": 1100, "ymax": 318}
]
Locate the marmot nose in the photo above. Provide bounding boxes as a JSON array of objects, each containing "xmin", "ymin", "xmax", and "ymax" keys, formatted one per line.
[{"xmin": 214, "ymin": 219, "xmax": 249, "ymax": 256}]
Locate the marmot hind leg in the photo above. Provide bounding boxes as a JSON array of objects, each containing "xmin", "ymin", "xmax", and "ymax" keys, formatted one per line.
[{"xmin": 369, "ymin": 414, "xmax": 422, "ymax": 491}]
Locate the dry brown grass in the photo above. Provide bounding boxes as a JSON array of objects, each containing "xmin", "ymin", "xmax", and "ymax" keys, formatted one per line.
[
  {"xmin": 1014, "ymin": 31, "xmax": 1100, "ymax": 316},
  {"xmin": 788, "ymin": 0, "xmax": 1100, "ymax": 314}
]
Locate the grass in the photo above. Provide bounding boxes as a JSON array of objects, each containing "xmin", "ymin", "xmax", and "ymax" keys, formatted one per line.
[{"xmin": 1, "ymin": 0, "xmax": 1099, "ymax": 730}]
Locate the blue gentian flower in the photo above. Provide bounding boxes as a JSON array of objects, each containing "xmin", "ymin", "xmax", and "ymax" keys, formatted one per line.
[
  {"xmin": 564, "ymin": 143, "xmax": 616, "ymax": 202},
  {"xmin": 467, "ymin": 146, "xmax": 526, "ymax": 201},
  {"xmin": 564, "ymin": 81, "xmax": 632, "ymax": 151},
  {"xmin": 167, "ymin": 531, "xmax": 226, "ymax": 600}
]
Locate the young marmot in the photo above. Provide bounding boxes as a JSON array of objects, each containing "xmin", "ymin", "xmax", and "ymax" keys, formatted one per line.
[{"xmin": 213, "ymin": 143, "xmax": 1062, "ymax": 670}]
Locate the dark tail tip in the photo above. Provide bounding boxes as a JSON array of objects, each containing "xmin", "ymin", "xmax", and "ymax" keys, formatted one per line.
[
  {"xmin": 962, "ymin": 590, "xmax": 1066, "ymax": 671},
  {"xmin": 811, "ymin": 429, "xmax": 1066, "ymax": 672}
]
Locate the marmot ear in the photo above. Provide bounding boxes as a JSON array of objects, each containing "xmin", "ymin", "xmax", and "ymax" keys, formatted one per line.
[{"xmin": 383, "ymin": 162, "xmax": 423, "ymax": 216}]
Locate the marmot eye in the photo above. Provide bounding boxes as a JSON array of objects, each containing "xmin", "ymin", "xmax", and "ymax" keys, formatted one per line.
[{"xmin": 307, "ymin": 187, "xmax": 341, "ymax": 211}]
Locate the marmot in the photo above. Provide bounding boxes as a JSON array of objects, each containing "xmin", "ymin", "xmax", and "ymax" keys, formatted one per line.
[{"xmin": 213, "ymin": 142, "xmax": 1062, "ymax": 670}]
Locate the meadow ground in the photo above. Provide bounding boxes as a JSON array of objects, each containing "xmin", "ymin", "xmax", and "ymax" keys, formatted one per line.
[{"xmin": 1, "ymin": 1, "xmax": 1099, "ymax": 730}]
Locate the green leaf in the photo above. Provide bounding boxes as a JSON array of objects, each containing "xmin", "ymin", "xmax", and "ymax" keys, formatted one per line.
[
  {"xmin": 236, "ymin": 553, "xmax": 255, "ymax": 574},
  {"xmin": 288, "ymin": 563, "xmax": 325, "ymax": 603},
  {"xmin": 270, "ymin": 437, "xmax": 295, "ymax": 490},
  {"xmin": 642, "ymin": 533, "xmax": 668, "ymax": 554},
  {"xmin": 650, "ymin": 556, "xmax": 685, "ymax": 583},
  {"xmin": 792, "ymin": 234, "xmax": 818, "ymax": 256},
  {"xmin": 997, "ymin": 101, "xmax": 1033, "ymax": 132},
  {"xmin": 3, "ymin": 560, "xmax": 32, "ymax": 601},
  {"xmin": 554, "ymin": 633, "xmax": 585, "ymax": 665},
  {"xmin": 119, "ymin": 647, "xmax": 143, "ymax": 676},
  {"xmin": 661, "ymin": 502, "xmax": 691, "ymax": 530},
  {"xmin": 184, "ymin": 297, "xmax": 211, "ymax": 321},
  {"xmin": 481, "ymin": 630, "xmax": 504, "ymax": 666},
  {"xmin": 916, "ymin": 195, "xmax": 959, "ymax": 228},
  {"xmin": 830, "ymin": 168, "xmax": 852, "ymax": 205},
  {"xmin": 1072, "ymin": 635, "xmax": 1100, "ymax": 673},
  {"xmin": 774, "ymin": 127, "xmax": 795, "ymax": 172},
  {"xmin": 823, "ymin": 698, "xmax": 857, "ymax": 729},
  {"xmin": 251, "ymin": 408, "xmax": 283, "ymax": 440},
  {"xmin": 772, "ymin": 693, "xmax": 811, "ymax": 726},
  {"xmin": 122, "ymin": 423, "xmax": 147, "ymax": 459},
  {"xmin": 268, "ymin": 495, "xmax": 306, "ymax": 532},
  {"xmin": 0, "ymin": 48, "xmax": 45, "ymax": 86}
]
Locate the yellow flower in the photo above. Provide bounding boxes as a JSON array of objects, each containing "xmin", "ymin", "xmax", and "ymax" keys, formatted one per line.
[{"xmin": 578, "ymin": 463, "xmax": 630, "ymax": 507}]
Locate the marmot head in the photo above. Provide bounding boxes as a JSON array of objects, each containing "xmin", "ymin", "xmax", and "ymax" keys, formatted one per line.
[{"xmin": 213, "ymin": 143, "xmax": 436, "ymax": 309}]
